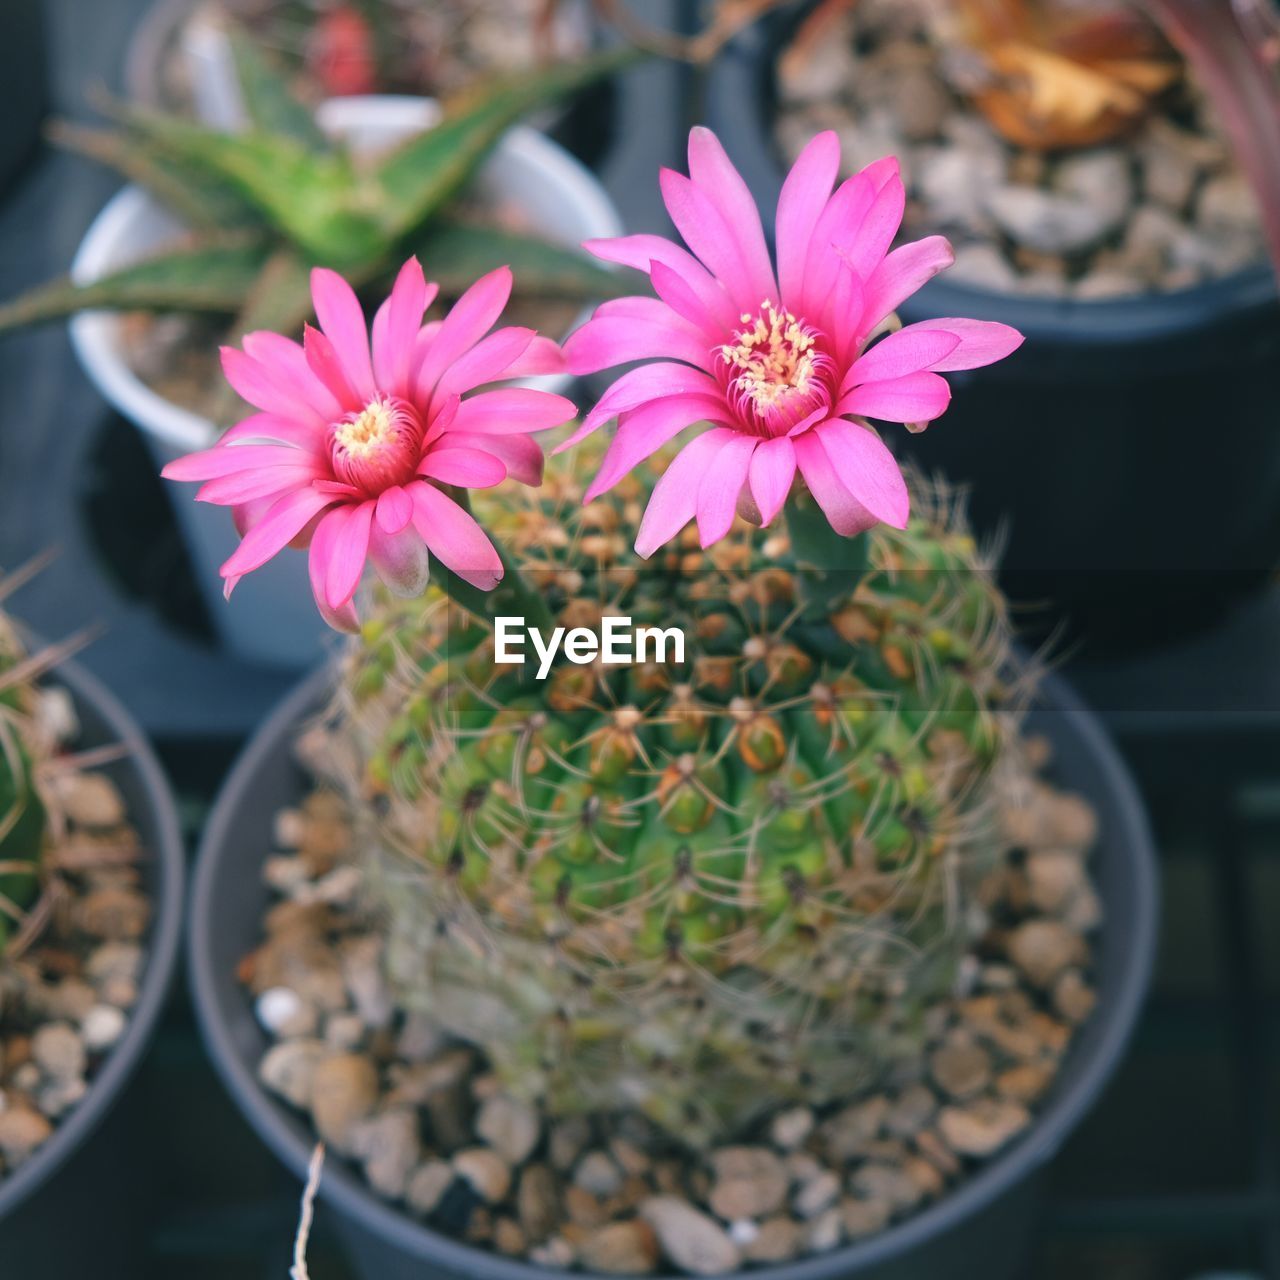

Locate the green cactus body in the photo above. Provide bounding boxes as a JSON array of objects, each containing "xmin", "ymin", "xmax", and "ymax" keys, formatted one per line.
[
  {"xmin": 0, "ymin": 617, "xmax": 47, "ymax": 956},
  {"xmin": 325, "ymin": 457, "xmax": 1017, "ymax": 1146}
]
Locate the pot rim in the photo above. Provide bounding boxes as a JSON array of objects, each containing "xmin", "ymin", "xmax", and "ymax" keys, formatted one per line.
[
  {"xmin": 719, "ymin": 17, "xmax": 1278, "ymax": 343},
  {"xmin": 67, "ymin": 92, "xmax": 623, "ymax": 455},
  {"xmin": 190, "ymin": 663, "xmax": 1158, "ymax": 1280},
  {"xmin": 0, "ymin": 654, "xmax": 186, "ymax": 1220}
]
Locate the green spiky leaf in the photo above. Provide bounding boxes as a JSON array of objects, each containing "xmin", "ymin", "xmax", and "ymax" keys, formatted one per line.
[
  {"xmin": 0, "ymin": 236, "xmax": 273, "ymax": 335},
  {"xmin": 226, "ymin": 22, "xmax": 331, "ymax": 153}
]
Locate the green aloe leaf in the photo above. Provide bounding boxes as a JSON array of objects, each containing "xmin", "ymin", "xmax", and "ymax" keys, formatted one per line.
[
  {"xmin": 49, "ymin": 120, "xmax": 264, "ymax": 232},
  {"xmin": 374, "ymin": 46, "xmax": 640, "ymax": 244},
  {"xmin": 0, "ymin": 236, "xmax": 272, "ymax": 335},
  {"xmin": 226, "ymin": 22, "xmax": 330, "ymax": 154},
  {"xmin": 412, "ymin": 222, "xmax": 630, "ymax": 302}
]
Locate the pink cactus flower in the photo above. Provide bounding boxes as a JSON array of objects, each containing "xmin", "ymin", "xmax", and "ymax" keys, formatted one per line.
[
  {"xmin": 563, "ymin": 128, "xmax": 1024, "ymax": 557},
  {"xmin": 162, "ymin": 258, "xmax": 575, "ymax": 631}
]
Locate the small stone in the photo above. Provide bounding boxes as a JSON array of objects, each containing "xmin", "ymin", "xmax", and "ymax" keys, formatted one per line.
[
  {"xmin": 494, "ymin": 1217, "xmax": 528, "ymax": 1257},
  {"xmin": 454, "ymin": 1147, "xmax": 513, "ymax": 1203},
  {"xmin": 579, "ymin": 1220, "xmax": 661, "ymax": 1274},
  {"xmin": 726, "ymin": 1219, "xmax": 758, "ymax": 1247},
  {"xmin": 1054, "ymin": 148, "xmax": 1134, "ymax": 230},
  {"xmin": 793, "ymin": 1169, "xmax": 840, "ymax": 1219},
  {"xmin": 59, "ymin": 773, "xmax": 126, "ymax": 829},
  {"xmin": 841, "ymin": 1195, "xmax": 892, "ymax": 1240},
  {"xmin": 310, "ymin": 1053, "xmax": 379, "ymax": 1153},
  {"xmin": 566, "ymin": 1185, "xmax": 608, "ymax": 1229},
  {"xmin": 396, "ymin": 1012, "xmax": 447, "ymax": 1062},
  {"xmin": 1008, "ymin": 920, "xmax": 1083, "ymax": 988},
  {"xmin": 341, "ymin": 936, "xmax": 392, "ymax": 1029},
  {"xmin": 947, "ymin": 243, "xmax": 1018, "ymax": 291},
  {"xmin": 885, "ymin": 1083, "xmax": 938, "ymax": 1138},
  {"xmin": 769, "ymin": 1107, "xmax": 814, "ymax": 1152},
  {"xmin": 851, "ymin": 1163, "xmax": 924, "ymax": 1214},
  {"xmin": 1199, "ymin": 172, "xmax": 1260, "ymax": 237},
  {"xmin": 76, "ymin": 886, "xmax": 150, "ymax": 940},
  {"xmin": 517, "ymin": 1164, "xmax": 560, "ymax": 1242},
  {"xmin": 476, "ymin": 1094, "xmax": 541, "ymax": 1165},
  {"xmin": 575, "ymin": 1149, "xmax": 624, "ymax": 1197},
  {"xmin": 100, "ymin": 975, "xmax": 138, "ymax": 1009},
  {"xmin": 324, "ymin": 1012, "xmax": 366, "ymax": 1052},
  {"xmin": 708, "ymin": 1146, "xmax": 788, "ymax": 1220},
  {"xmin": 938, "ymin": 1100, "xmax": 1031, "ymax": 1158},
  {"xmin": 641, "ymin": 1197, "xmax": 741, "ymax": 1276},
  {"xmin": 82, "ymin": 1004, "xmax": 127, "ymax": 1052},
  {"xmin": 255, "ymin": 987, "xmax": 318, "ymax": 1039},
  {"xmin": 87, "ymin": 942, "xmax": 143, "ymax": 986},
  {"xmin": 996, "ymin": 1062, "xmax": 1055, "ymax": 1104},
  {"xmin": 32, "ymin": 1023, "xmax": 86, "ymax": 1083},
  {"xmin": 530, "ymin": 1236, "xmax": 577, "ymax": 1268},
  {"xmin": 259, "ymin": 1040, "xmax": 327, "ymax": 1109},
  {"xmin": 743, "ymin": 1216, "xmax": 801, "ymax": 1263},
  {"xmin": 986, "ymin": 184, "xmax": 1117, "ymax": 256},
  {"xmin": 1026, "ymin": 851, "xmax": 1087, "ymax": 916},
  {"xmin": 804, "ymin": 1206, "xmax": 844, "ymax": 1254},
  {"xmin": 550, "ymin": 1115, "xmax": 591, "ymax": 1171},
  {"xmin": 0, "ymin": 1105, "xmax": 52, "ymax": 1165},
  {"xmin": 352, "ymin": 1108, "xmax": 420, "ymax": 1200},
  {"xmin": 916, "ymin": 145, "xmax": 1007, "ymax": 230},
  {"xmin": 1139, "ymin": 125, "xmax": 1201, "ymax": 212},
  {"xmin": 44, "ymin": 979, "xmax": 97, "ymax": 1022},
  {"xmin": 820, "ymin": 1095, "xmax": 888, "ymax": 1161},
  {"xmin": 1053, "ymin": 969, "xmax": 1097, "ymax": 1024},
  {"xmin": 930, "ymin": 1039, "xmax": 992, "ymax": 1101},
  {"xmin": 777, "ymin": 31, "xmax": 857, "ymax": 105},
  {"xmin": 891, "ymin": 67, "xmax": 951, "ymax": 140},
  {"xmin": 38, "ymin": 1077, "xmax": 88, "ymax": 1118},
  {"xmin": 610, "ymin": 1137, "xmax": 652, "ymax": 1177},
  {"xmin": 407, "ymin": 1159, "xmax": 455, "ymax": 1216}
]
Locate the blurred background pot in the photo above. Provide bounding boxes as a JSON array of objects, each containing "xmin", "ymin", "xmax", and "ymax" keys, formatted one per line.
[
  {"xmin": 704, "ymin": 10, "xmax": 1280, "ymax": 658},
  {"xmin": 0, "ymin": 0, "xmax": 49, "ymax": 200},
  {"xmin": 67, "ymin": 95, "xmax": 623, "ymax": 671},
  {"xmin": 188, "ymin": 665, "xmax": 1157, "ymax": 1280},
  {"xmin": 0, "ymin": 656, "xmax": 184, "ymax": 1273}
]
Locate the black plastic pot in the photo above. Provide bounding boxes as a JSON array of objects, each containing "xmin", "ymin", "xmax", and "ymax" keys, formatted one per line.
[
  {"xmin": 0, "ymin": 0, "xmax": 49, "ymax": 200},
  {"xmin": 701, "ymin": 18, "xmax": 1280, "ymax": 657},
  {"xmin": 0, "ymin": 656, "xmax": 185, "ymax": 1274},
  {"xmin": 190, "ymin": 663, "xmax": 1157, "ymax": 1280}
]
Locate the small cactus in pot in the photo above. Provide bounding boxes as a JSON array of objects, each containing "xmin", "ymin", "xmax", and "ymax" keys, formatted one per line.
[{"xmin": 166, "ymin": 123, "xmax": 1026, "ymax": 1150}]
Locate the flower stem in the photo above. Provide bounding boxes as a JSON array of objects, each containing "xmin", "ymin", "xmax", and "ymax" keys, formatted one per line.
[
  {"xmin": 784, "ymin": 495, "xmax": 869, "ymax": 619},
  {"xmin": 437, "ymin": 491, "xmax": 554, "ymax": 634}
]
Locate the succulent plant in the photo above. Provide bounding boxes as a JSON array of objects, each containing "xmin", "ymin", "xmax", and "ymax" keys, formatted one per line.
[
  {"xmin": 0, "ymin": 28, "xmax": 630, "ymax": 416},
  {"xmin": 0, "ymin": 591, "xmax": 50, "ymax": 979},
  {"xmin": 314, "ymin": 449, "xmax": 1022, "ymax": 1147}
]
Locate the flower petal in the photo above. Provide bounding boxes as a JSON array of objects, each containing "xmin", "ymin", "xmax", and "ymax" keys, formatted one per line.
[
  {"xmin": 308, "ymin": 509, "xmax": 361, "ymax": 632},
  {"xmin": 220, "ymin": 347, "xmax": 324, "ymax": 427},
  {"xmin": 418, "ymin": 446, "xmax": 508, "ymax": 488},
  {"xmin": 860, "ymin": 236, "xmax": 955, "ymax": 334},
  {"xmin": 748, "ymin": 435, "xmax": 797, "ymax": 527},
  {"xmin": 894, "ymin": 318, "xmax": 1025, "ymax": 371},
  {"xmin": 776, "ymin": 130, "xmax": 841, "ymax": 309},
  {"xmin": 503, "ymin": 335, "xmax": 566, "ymax": 379},
  {"xmin": 649, "ymin": 260, "xmax": 736, "ymax": 341},
  {"xmin": 839, "ymin": 371, "xmax": 952, "ymax": 423},
  {"xmin": 634, "ymin": 428, "xmax": 736, "ymax": 559},
  {"xmin": 435, "ymin": 326, "xmax": 536, "ymax": 399},
  {"xmin": 576, "ymin": 363, "xmax": 723, "ymax": 437},
  {"xmin": 814, "ymin": 419, "xmax": 909, "ymax": 529},
  {"xmin": 696, "ymin": 432, "xmax": 758, "ymax": 547},
  {"xmin": 369, "ymin": 519, "xmax": 432, "ymax": 598},
  {"xmin": 686, "ymin": 126, "xmax": 778, "ymax": 307},
  {"xmin": 564, "ymin": 301, "xmax": 713, "ymax": 376},
  {"xmin": 660, "ymin": 168, "xmax": 764, "ymax": 313},
  {"xmin": 220, "ymin": 412, "xmax": 326, "ymax": 452},
  {"xmin": 583, "ymin": 394, "xmax": 731, "ymax": 502},
  {"xmin": 196, "ymin": 464, "xmax": 326, "ymax": 506},
  {"xmin": 792, "ymin": 431, "xmax": 880, "ymax": 538},
  {"xmin": 242, "ymin": 331, "xmax": 343, "ymax": 422},
  {"xmin": 846, "ymin": 329, "xmax": 961, "ymax": 387},
  {"xmin": 414, "ymin": 266, "xmax": 513, "ymax": 407},
  {"xmin": 162, "ymin": 443, "xmax": 314, "ymax": 482},
  {"xmin": 449, "ymin": 388, "xmax": 577, "ymax": 435},
  {"xmin": 303, "ymin": 324, "xmax": 360, "ymax": 410},
  {"xmin": 408, "ymin": 482, "xmax": 504, "ymax": 591},
  {"xmin": 445, "ymin": 432, "xmax": 544, "ymax": 487},
  {"xmin": 373, "ymin": 258, "xmax": 436, "ymax": 396},
  {"xmin": 375, "ymin": 485, "xmax": 414, "ymax": 534},
  {"xmin": 220, "ymin": 485, "xmax": 336, "ymax": 582},
  {"xmin": 311, "ymin": 267, "xmax": 376, "ymax": 402}
]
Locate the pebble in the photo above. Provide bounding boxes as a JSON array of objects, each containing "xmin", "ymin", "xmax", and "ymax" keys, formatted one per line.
[
  {"xmin": 804, "ymin": 1206, "xmax": 844, "ymax": 1254},
  {"xmin": 454, "ymin": 1147, "xmax": 513, "ymax": 1203},
  {"xmin": 930, "ymin": 1039, "xmax": 992, "ymax": 1101},
  {"xmin": 841, "ymin": 1195, "xmax": 892, "ymax": 1239},
  {"xmin": 793, "ymin": 1169, "xmax": 840, "ymax": 1219},
  {"xmin": 986, "ymin": 185, "xmax": 1117, "ymax": 256},
  {"xmin": 742, "ymin": 1216, "xmax": 801, "ymax": 1263},
  {"xmin": 407, "ymin": 1159, "xmax": 455, "ymax": 1216},
  {"xmin": 820, "ymin": 1096, "xmax": 888, "ymax": 1161},
  {"xmin": 574, "ymin": 1149, "xmax": 624, "ymax": 1198},
  {"xmin": 769, "ymin": 1107, "xmax": 815, "ymax": 1151},
  {"xmin": 946, "ymin": 243, "xmax": 1019, "ymax": 291},
  {"xmin": 259, "ymin": 1040, "xmax": 328, "ymax": 1110},
  {"xmin": 310, "ymin": 1053, "xmax": 379, "ymax": 1153},
  {"xmin": 517, "ymin": 1164, "xmax": 560, "ymax": 1241},
  {"xmin": 58, "ymin": 773, "xmax": 126, "ymax": 829},
  {"xmin": 1025, "ymin": 851, "xmax": 1087, "ymax": 916},
  {"xmin": 708, "ymin": 1146, "xmax": 788, "ymax": 1220},
  {"xmin": 996, "ymin": 1062, "xmax": 1055, "ymax": 1104},
  {"xmin": 0, "ymin": 1105, "xmax": 53, "ymax": 1165},
  {"xmin": 938, "ymin": 1100, "xmax": 1031, "ymax": 1158},
  {"xmin": 82, "ymin": 1004, "xmax": 127, "ymax": 1052},
  {"xmin": 549, "ymin": 1115, "xmax": 591, "ymax": 1171},
  {"xmin": 255, "ymin": 987, "xmax": 318, "ymax": 1039},
  {"xmin": 341, "ymin": 936, "xmax": 392, "ymax": 1029},
  {"xmin": 641, "ymin": 1198, "xmax": 741, "ymax": 1276},
  {"xmin": 75, "ymin": 887, "xmax": 150, "ymax": 940},
  {"xmin": 885, "ymin": 1083, "xmax": 937, "ymax": 1138},
  {"xmin": 32, "ymin": 1023, "xmax": 86, "ymax": 1084},
  {"xmin": 851, "ymin": 1163, "xmax": 924, "ymax": 1214},
  {"xmin": 352, "ymin": 1108, "xmax": 421, "ymax": 1200},
  {"xmin": 1054, "ymin": 969, "xmax": 1098, "ymax": 1024},
  {"xmin": 579, "ymin": 1220, "xmax": 661, "ymax": 1274},
  {"xmin": 87, "ymin": 941, "xmax": 143, "ymax": 985},
  {"xmin": 325, "ymin": 1011, "xmax": 366, "ymax": 1052},
  {"xmin": 1007, "ymin": 920, "xmax": 1083, "ymax": 988},
  {"xmin": 476, "ymin": 1094, "xmax": 541, "ymax": 1166}
]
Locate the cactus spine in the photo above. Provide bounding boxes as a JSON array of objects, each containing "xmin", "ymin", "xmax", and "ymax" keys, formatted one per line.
[{"xmin": 323, "ymin": 453, "xmax": 1021, "ymax": 1147}]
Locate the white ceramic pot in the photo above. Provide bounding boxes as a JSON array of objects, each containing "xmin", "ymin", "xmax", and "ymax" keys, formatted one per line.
[{"xmin": 69, "ymin": 96, "xmax": 623, "ymax": 669}]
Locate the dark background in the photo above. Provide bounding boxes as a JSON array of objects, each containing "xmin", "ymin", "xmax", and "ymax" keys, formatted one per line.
[{"xmin": 1, "ymin": 0, "xmax": 1279, "ymax": 1274}]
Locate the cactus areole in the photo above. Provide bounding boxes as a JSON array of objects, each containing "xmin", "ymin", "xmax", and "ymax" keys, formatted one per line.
[{"xmin": 168, "ymin": 125, "xmax": 1025, "ymax": 1146}]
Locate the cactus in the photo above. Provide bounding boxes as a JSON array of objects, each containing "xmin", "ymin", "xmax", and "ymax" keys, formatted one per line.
[
  {"xmin": 0, "ymin": 602, "xmax": 49, "ymax": 974},
  {"xmin": 0, "ymin": 28, "xmax": 630, "ymax": 410},
  {"xmin": 318, "ymin": 449, "xmax": 1021, "ymax": 1147}
]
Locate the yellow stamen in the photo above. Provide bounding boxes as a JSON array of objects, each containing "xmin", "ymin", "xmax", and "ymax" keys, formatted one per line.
[{"xmin": 720, "ymin": 300, "xmax": 819, "ymax": 411}]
